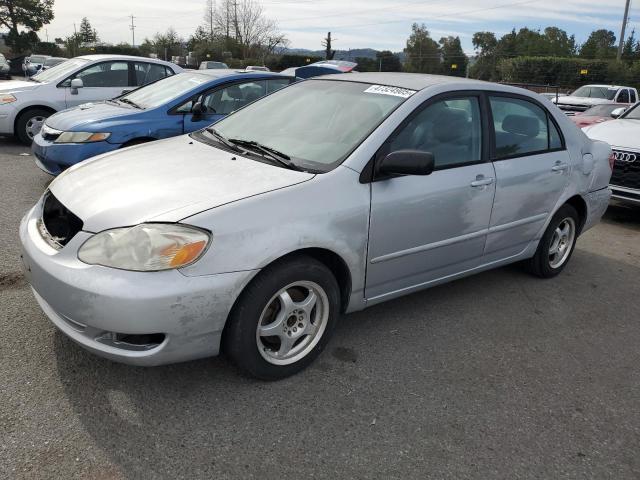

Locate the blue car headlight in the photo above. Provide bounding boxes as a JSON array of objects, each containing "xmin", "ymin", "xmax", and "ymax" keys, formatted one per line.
[{"xmin": 54, "ymin": 131, "xmax": 111, "ymax": 143}]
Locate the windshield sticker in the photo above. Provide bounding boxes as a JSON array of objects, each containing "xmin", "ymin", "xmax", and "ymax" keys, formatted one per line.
[{"xmin": 364, "ymin": 85, "xmax": 416, "ymax": 98}]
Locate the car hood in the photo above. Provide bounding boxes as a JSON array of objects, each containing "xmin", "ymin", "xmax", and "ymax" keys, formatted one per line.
[
  {"xmin": 570, "ymin": 115, "xmax": 610, "ymax": 128},
  {"xmin": 555, "ymin": 97, "xmax": 610, "ymax": 107},
  {"xmin": 49, "ymin": 135, "xmax": 315, "ymax": 232},
  {"xmin": 45, "ymin": 101, "xmax": 136, "ymax": 131},
  {"xmin": 0, "ymin": 79, "xmax": 41, "ymax": 93},
  {"xmin": 582, "ymin": 119, "xmax": 640, "ymax": 148}
]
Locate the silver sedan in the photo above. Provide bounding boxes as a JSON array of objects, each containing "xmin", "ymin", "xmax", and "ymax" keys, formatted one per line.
[{"xmin": 20, "ymin": 73, "xmax": 613, "ymax": 379}]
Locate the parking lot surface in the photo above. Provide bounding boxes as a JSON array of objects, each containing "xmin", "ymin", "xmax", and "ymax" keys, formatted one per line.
[{"xmin": 1, "ymin": 136, "xmax": 639, "ymax": 479}]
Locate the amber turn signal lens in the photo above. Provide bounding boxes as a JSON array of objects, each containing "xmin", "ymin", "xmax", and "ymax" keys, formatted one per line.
[{"xmin": 169, "ymin": 240, "xmax": 207, "ymax": 267}]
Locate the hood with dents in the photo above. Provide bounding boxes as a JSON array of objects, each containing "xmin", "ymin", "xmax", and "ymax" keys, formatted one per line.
[
  {"xmin": 0, "ymin": 79, "xmax": 41, "ymax": 93},
  {"xmin": 583, "ymin": 119, "xmax": 640, "ymax": 149},
  {"xmin": 45, "ymin": 101, "xmax": 137, "ymax": 131},
  {"xmin": 49, "ymin": 135, "xmax": 315, "ymax": 232}
]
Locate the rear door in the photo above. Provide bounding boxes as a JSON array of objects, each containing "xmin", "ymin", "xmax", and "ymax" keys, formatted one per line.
[
  {"xmin": 365, "ymin": 93, "xmax": 496, "ymax": 300},
  {"xmin": 485, "ymin": 94, "xmax": 570, "ymax": 259},
  {"xmin": 63, "ymin": 60, "xmax": 131, "ymax": 107}
]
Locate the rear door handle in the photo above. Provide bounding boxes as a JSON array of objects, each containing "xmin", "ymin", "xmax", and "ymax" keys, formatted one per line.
[
  {"xmin": 470, "ymin": 177, "xmax": 494, "ymax": 187},
  {"xmin": 551, "ymin": 162, "xmax": 569, "ymax": 172}
]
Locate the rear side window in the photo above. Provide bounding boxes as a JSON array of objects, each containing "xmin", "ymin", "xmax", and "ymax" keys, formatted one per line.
[
  {"xmin": 618, "ymin": 89, "xmax": 630, "ymax": 103},
  {"xmin": 267, "ymin": 78, "xmax": 291, "ymax": 93},
  {"xmin": 133, "ymin": 62, "xmax": 172, "ymax": 86},
  {"xmin": 490, "ymin": 96, "xmax": 562, "ymax": 159},
  {"xmin": 630, "ymin": 90, "xmax": 637, "ymax": 103}
]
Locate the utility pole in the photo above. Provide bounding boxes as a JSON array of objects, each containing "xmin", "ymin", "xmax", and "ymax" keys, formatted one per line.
[
  {"xmin": 617, "ymin": 0, "xmax": 631, "ymax": 61},
  {"xmin": 45, "ymin": 29, "xmax": 49, "ymax": 42},
  {"xmin": 129, "ymin": 15, "xmax": 136, "ymax": 48}
]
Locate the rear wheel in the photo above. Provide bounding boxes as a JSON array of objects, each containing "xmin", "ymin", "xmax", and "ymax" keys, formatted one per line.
[
  {"xmin": 16, "ymin": 108, "xmax": 52, "ymax": 145},
  {"xmin": 526, "ymin": 204, "xmax": 579, "ymax": 278},
  {"xmin": 223, "ymin": 256, "xmax": 340, "ymax": 380}
]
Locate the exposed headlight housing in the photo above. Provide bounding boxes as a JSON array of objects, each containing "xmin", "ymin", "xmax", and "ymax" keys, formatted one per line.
[
  {"xmin": 78, "ymin": 223, "xmax": 211, "ymax": 271},
  {"xmin": 54, "ymin": 131, "xmax": 111, "ymax": 143},
  {"xmin": 0, "ymin": 94, "xmax": 16, "ymax": 105}
]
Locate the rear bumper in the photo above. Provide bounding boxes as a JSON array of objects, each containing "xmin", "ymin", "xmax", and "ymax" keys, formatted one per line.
[
  {"xmin": 31, "ymin": 133, "xmax": 120, "ymax": 175},
  {"xmin": 19, "ymin": 203, "xmax": 257, "ymax": 366}
]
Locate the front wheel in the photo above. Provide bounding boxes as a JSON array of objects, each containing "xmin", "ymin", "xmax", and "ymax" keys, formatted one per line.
[
  {"xmin": 223, "ymin": 256, "xmax": 340, "ymax": 380},
  {"xmin": 16, "ymin": 108, "xmax": 51, "ymax": 145},
  {"xmin": 526, "ymin": 204, "xmax": 579, "ymax": 278}
]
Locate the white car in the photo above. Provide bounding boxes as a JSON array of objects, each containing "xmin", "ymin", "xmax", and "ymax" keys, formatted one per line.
[
  {"xmin": 553, "ymin": 84, "xmax": 638, "ymax": 115},
  {"xmin": 0, "ymin": 54, "xmax": 183, "ymax": 144},
  {"xmin": 246, "ymin": 65, "xmax": 270, "ymax": 72},
  {"xmin": 583, "ymin": 103, "xmax": 640, "ymax": 205}
]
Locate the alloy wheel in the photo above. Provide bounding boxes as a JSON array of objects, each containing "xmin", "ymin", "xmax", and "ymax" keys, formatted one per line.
[{"xmin": 548, "ymin": 217, "xmax": 576, "ymax": 269}]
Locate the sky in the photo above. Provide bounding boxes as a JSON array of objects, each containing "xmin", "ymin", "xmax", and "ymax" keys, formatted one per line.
[{"xmin": 39, "ymin": 0, "xmax": 638, "ymax": 53}]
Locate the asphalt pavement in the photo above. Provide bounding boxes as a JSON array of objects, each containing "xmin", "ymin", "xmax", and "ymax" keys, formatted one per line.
[{"xmin": 1, "ymin": 136, "xmax": 639, "ymax": 479}]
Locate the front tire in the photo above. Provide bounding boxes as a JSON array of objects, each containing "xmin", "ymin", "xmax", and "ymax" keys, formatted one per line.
[
  {"xmin": 16, "ymin": 108, "xmax": 52, "ymax": 145},
  {"xmin": 223, "ymin": 256, "xmax": 340, "ymax": 380},
  {"xmin": 526, "ymin": 204, "xmax": 579, "ymax": 278}
]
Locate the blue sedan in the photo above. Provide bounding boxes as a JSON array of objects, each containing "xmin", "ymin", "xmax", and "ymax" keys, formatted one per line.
[{"xmin": 31, "ymin": 70, "xmax": 295, "ymax": 175}]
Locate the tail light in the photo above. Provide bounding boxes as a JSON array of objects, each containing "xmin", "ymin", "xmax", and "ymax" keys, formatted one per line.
[{"xmin": 608, "ymin": 152, "xmax": 616, "ymax": 170}]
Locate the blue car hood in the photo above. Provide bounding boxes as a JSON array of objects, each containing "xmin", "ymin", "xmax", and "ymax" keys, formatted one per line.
[{"xmin": 46, "ymin": 101, "xmax": 138, "ymax": 131}]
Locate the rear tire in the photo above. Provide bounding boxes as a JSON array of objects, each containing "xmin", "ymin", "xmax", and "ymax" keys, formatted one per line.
[
  {"xmin": 223, "ymin": 256, "xmax": 340, "ymax": 380},
  {"xmin": 526, "ymin": 204, "xmax": 579, "ymax": 278},
  {"xmin": 16, "ymin": 108, "xmax": 52, "ymax": 145}
]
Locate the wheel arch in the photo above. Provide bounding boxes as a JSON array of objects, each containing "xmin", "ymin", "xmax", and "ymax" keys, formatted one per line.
[
  {"xmin": 564, "ymin": 194, "xmax": 588, "ymax": 233},
  {"xmin": 14, "ymin": 105, "xmax": 57, "ymax": 135}
]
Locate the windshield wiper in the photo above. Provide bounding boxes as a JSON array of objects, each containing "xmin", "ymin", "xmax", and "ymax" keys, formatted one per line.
[
  {"xmin": 118, "ymin": 98, "xmax": 143, "ymax": 109},
  {"xmin": 228, "ymin": 138, "xmax": 299, "ymax": 170},
  {"xmin": 204, "ymin": 128, "xmax": 246, "ymax": 154}
]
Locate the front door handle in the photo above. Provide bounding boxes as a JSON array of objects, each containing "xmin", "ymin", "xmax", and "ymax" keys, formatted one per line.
[
  {"xmin": 551, "ymin": 162, "xmax": 569, "ymax": 172},
  {"xmin": 470, "ymin": 176, "xmax": 494, "ymax": 187}
]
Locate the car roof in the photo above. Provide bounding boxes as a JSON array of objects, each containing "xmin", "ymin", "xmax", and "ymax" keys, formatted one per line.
[
  {"xmin": 187, "ymin": 69, "xmax": 290, "ymax": 79},
  {"xmin": 311, "ymin": 72, "xmax": 490, "ymax": 91},
  {"xmin": 75, "ymin": 54, "xmax": 176, "ymax": 65}
]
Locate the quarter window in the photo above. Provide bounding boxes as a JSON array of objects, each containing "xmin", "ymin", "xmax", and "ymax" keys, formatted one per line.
[
  {"xmin": 489, "ymin": 96, "xmax": 561, "ymax": 159},
  {"xmin": 387, "ymin": 97, "xmax": 482, "ymax": 169}
]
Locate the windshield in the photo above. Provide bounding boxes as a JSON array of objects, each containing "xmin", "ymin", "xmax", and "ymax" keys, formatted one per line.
[
  {"xmin": 32, "ymin": 58, "xmax": 89, "ymax": 83},
  {"xmin": 572, "ymin": 86, "xmax": 617, "ymax": 100},
  {"xmin": 583, "ymin": 104, "xmax": 624, "ymax": 116},
  {"xmin": 206, "ymin": 80, "xmax": 412, "ymax": 172},
  {"xmin": 120, "ymin": 72, "xmax": 209, "ymax": 109},
  {"xmin": 44, "ymin": 58, "xmax": 63, "ymax": 66},
  {"xmin": 622, "ymin": 104, "xmax": 640, "ymax": 120},
  {"xmin": 29, "ymin": 56, "xmax": 47, "ymax": 64}
]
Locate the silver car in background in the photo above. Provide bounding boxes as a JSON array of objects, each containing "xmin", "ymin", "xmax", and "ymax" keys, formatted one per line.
[{"xmin": 20, "ymin": 73, "xmax": 613, "ymax": 379}]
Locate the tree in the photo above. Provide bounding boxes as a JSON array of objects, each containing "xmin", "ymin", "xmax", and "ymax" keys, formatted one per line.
[
  {"xmin": 580, "ymin": 29, "xmax": 617, "ymax": 59},
  {"xmin": 439, "ymin": 36, "xmax": 467, "ymax": 77},
  {"xmin": 621, "ymin": 29, "xmax": 638, "ymax": 61},
  {"xmin": 376, "ymin": 50, "xmax": 401, "ymax": 71},
  {"xmin": 79, "ymin": 17, "xmax": 97, "ymax": 44},
  {"xmin": 403, "ymin": 23, "xmax": 441, "ymax": 74},
  {"xmin": 321, "ymin": 32, "xmax": 335, "ymax": 60},
  {"xmin": 470, "ymin": 31, "xmax": 498, "ymax": 80},
  {"xmin": 543, "ymin": 27, "xmax": 576, "ymax": 57},
  {"xmin": 0, "ymin": 0, "xmax": 54, "ymax": 53},
  {"xmin": 140, "ymin": 27, "xmax": 184, "ymax": 60}
]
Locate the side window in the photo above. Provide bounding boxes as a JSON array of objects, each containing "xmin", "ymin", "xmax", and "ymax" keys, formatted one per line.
[
  {"xmin": 133, "ymin": 62, "xmax": 171, "ymax": 86},
  {"xmin": 387, "ymin": 97, "xmax": 482, "ymax": 169},
  {"xmin": 73, "ymin": 61, "xmax": 129, "ymax": 88},
  {"xmin": 267, "ymin": 78, "xmax": 291, "ymax": 94},
  {"xmin": 618, "ymin": 89, "xmax": 630, "ymax": 103},
  {"xmin": 630, "ymin": 90, "xmax": 637, "ymax": 103},
  {"xmin": 203, "ymin": 80, "xmax": 267, "ymax": 115},
  {"xmin": 490, "ymin": 96, "xmax": 555, "ymax": 159}
]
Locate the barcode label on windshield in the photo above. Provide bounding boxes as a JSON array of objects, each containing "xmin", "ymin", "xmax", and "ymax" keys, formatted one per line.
[{"xmin": 364, "ymin": 85, "xmax": 416, "ymax": 98}]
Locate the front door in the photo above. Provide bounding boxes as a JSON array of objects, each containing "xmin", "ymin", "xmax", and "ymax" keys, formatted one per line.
[
  {"xmin": 366, "ymin": 94, "xmax": 496, "ymax": 301},
  {"xmin": 484, "ymin": 94, "xmax": 570, "ymax": 259},
  {"xmin": 64, "ymin": 60, "xmax": 130, "ymax": 108}
]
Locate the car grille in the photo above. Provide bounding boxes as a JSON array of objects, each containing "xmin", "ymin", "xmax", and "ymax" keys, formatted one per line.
[
  {"xmin": 38, "ymin": 192, "xmax": 83, "ymax": 249},
  {"xmin": 611, "ymin": 149, "xmax": 640, "ymax": 191}
]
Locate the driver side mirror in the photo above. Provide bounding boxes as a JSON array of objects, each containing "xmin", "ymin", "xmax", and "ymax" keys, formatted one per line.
[
  {"xmin": 611, "ymin": 107, "xmax": 626, "ymax": 118},
  {"xmin": 191, "ymin": 100, "xmax": 205, "ymax": 118},
  {"xmin": 377, "ymin": 150, "xmax": 435, "ymax": 178},
  {"xmin": 70, "ymin": 78, "xmax": 83, "ymax": 95}
]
